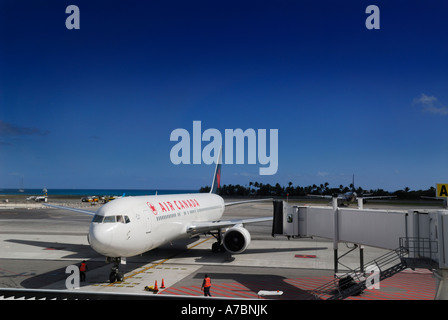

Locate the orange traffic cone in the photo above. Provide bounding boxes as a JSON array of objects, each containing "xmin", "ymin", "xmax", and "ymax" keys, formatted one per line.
[
  {"xmin": 154, "ymin": 280, "xmax": 159, "ymax": 292},
  {"xmin": 161, "ymin": 279, "xmax": 166, "ymax": 289}
]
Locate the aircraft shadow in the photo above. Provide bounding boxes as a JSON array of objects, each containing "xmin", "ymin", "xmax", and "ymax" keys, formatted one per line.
[
  {"xmin": 244, "ymin": 246, "xmax": 328, "ymax": 254},
  {"xmin": 4, "ymin": 239, "xmax": 97, "ymax": 259},
  {"xmin": 190, "ymin": 246, "xmax": 328, "ymax": 264},
  {"xmin": 190, "ymin": 272, "xmax": 319, "ymax": 300},
  {"xmin": 19, "ymin": 260, "xmax": 107, "ymax": 289}
]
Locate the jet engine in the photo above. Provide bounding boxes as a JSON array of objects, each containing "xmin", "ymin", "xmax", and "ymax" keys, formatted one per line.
[{"xmin": 222, "ymin": 225, "xmax": 251, "ymax": 254}]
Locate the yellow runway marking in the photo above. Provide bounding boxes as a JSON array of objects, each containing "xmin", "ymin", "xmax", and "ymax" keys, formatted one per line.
[{"xmin": 107, "ymin": 236, "xmax": 213, "ymax": 286}]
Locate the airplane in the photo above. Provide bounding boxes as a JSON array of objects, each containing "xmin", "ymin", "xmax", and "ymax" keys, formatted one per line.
[
  {"xmin": 44, "ymin": 148, "xmax": 273, "ymax": 283},
  {"xmin": 307, "ymin": 175, "xmax": 395, "ymax": 206},
  {"xmin": 421, "ymin": 196, "xmax": 448, "ymax": 209}
]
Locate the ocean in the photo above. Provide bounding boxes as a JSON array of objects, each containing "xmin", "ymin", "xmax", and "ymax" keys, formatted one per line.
[{"xmin": 0, "ymin": 188, "xmax": 199, "ymax": 197}]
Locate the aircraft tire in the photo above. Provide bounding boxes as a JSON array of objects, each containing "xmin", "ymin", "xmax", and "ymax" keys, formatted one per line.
[
  {"xmin": 109, "ymin": 272, "xmax": 117, "ymax": 283},
  {"xmin": 212, "ymin": 242, "xmax": 220, "ymax": 253},
  {"xmin": 212, "ymin": 242, "xmax": 225, "ymax": 253}
]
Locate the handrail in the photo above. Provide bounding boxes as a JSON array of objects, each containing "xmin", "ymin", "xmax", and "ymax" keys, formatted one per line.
[
  {"xmin": 310, "ymin": 248, "xmax": 407, "ymax": 300},
  {"xmin": 311, "ymin": 238, "xmax": 439, "ymax": 300}
]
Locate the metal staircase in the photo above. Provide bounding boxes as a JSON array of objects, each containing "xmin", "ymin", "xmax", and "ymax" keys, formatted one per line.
[
  {"xmin": 310, "ymin": 237, "xmax": 439, "ymax": 300},
  {"xmin": 310, "ymin": 248, "xmax": 407, "ymax": 300}
]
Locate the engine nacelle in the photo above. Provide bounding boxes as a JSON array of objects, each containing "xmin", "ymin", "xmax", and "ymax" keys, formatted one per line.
[{"xmin": 222, "ymin": 226, "xmax": 251, "ymax": 254}]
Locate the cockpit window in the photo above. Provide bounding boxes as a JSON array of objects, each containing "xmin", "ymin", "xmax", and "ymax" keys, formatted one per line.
[
  {"xmin": 92, "ymin": 214, "xmax": 130, "ymax": 224},
  {"xmin": 92, "ymin": 215, "xmax": 104, "ymax": 223},
  {"xmin": 103, "ymin": 216, "xmax": 116, "ymax": 223}
]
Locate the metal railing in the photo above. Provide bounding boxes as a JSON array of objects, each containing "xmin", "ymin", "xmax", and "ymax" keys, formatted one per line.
[
  {"xmin": 310, "ymin": 237, "xmax": 439, "ymax": 300},
  {"xmin": 399, "ymin": 237, "xmax": 439, "ymax": 269},
  {"xmin": 310, "ymin": 248, "xmax": 407, "ymax": 300}
]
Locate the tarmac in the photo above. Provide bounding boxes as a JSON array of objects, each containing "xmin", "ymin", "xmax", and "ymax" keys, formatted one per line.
[{"xmin": 0, "ymin": 198, "xmax": 441, "ymax": 300}]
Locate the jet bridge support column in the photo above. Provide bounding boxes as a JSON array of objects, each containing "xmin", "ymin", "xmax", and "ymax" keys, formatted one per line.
[
  {"xmin": 432, "ymin": 210, "xmax": 448, "ymax": 300},
  {"xmin": 359, "ymin": 245, "xmax": 364, "ymax": 273},
  {"xmin": 357, "ymin": 197, "xmax": 363, "ymax": 210},
  {"xmin": 357, "ymin": 198, "xmax": 365, "ymax": 272},
  {"xmin": 333, "ymin": 195, "xmax": 339, "ymax": 274},
  {"xmin": 434, "ymin": 269, "xmax": 448, "ymax": 300}
]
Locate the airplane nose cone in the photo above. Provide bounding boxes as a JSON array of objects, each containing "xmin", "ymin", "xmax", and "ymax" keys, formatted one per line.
[{"xmin": 89, "ymin": 224, "xmax": 113, "ymax": 256}]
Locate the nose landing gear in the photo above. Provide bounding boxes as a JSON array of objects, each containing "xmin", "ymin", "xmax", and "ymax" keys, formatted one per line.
[{"xmin": 107, "ymin": 257, "xmax": 124, "ymax": 283}]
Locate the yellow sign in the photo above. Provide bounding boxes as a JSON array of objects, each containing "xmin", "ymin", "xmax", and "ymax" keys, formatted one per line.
[{"xmin": 437, "ymin": 184, "xmax": 448, "ymax": 198}]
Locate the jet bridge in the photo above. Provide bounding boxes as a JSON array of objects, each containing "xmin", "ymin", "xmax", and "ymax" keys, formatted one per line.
[{"xmin": 272, "ymin": 198, "xmax": 448, "ymax": 299}]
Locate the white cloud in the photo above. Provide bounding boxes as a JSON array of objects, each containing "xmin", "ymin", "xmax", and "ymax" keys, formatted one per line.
[
  {"xmin": 317, "ymin": 171, "xmax": 329, "ymax": 177},
  {"xmin": 413, "ymin": 93, "xmax": 448, "ymax": 115},
  {"xmin": 413, "ymin": 93, "xmax": 437, "ymax": 105},
  {"xmin": 423, "ymin": 105, "xmax": 448, "ymax": 115}
]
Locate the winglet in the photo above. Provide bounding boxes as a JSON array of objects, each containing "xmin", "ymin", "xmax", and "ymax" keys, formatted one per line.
[{"xmin": 210, "ymin": 146, "xmax": 222, "ymax": 194}]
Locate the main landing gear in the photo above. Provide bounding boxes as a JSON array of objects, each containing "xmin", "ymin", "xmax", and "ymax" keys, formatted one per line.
[
  {"xmin": 209, "ymin": 229, "xmax": 225, "ymax": 253},
  {"xmin": 107, "ymin": 257, "xmax": 124, "ymax": 283}
]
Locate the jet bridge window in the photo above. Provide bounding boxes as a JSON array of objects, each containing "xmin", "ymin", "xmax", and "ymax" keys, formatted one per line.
[{"xmin": 287, "ymin": 213, "xmax": 293, "ymax": 223}]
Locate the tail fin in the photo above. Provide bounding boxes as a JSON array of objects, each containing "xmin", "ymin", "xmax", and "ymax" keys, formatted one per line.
[{"xmin": 210, "ymin": 147, "xmax": 222, "ymax": 194}]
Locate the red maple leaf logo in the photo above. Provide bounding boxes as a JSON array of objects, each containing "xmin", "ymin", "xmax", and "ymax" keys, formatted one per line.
[{"xmin": 147, "ymin": 202, "xmax": 158, "ymax": 215}]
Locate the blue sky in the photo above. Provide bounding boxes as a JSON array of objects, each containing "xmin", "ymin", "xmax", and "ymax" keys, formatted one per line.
[{"xmin": 1, "ymin": 0, "xmax": 447, "ymax": 191}]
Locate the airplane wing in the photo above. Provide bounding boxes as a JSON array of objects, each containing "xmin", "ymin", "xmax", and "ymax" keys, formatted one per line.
[
  {"xmin": 421, "ymin": 196, "xmax": 443, "ymax": 200},
  {"xmin": 43, "ymin": 203, "xmax": 96, "ymax": 215},
  {"xmin": 224, "ymin": 198, "xmax": 273, "ymax": 206},
  {"xmin": 361, "ymin": 195, "xmax": 396, "ymax": 200},
  {"xmin": 186, "ymin": 216, "xmax": 273, "ymax": 235},
  {"xmin": 306, "ymin": 194, "xmax": 333, "ymax": 199}
]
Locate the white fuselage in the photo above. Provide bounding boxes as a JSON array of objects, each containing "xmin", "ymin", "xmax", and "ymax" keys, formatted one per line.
[{"xmin": 88, "ymin": 193, "xmax": 224, "ymax": 257}]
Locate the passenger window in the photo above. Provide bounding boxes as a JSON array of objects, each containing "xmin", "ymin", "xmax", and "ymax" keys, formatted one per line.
[{"xmin": 103, "ymin": 216, "xmax": 116, "ymax": 223}]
